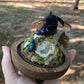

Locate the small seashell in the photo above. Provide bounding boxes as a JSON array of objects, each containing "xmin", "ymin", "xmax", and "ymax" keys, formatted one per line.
[{"xmin": 24, "ymin": 42, "xmax": 30, "ymax": 48}]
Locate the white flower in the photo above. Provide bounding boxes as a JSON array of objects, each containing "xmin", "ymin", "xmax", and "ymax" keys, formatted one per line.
[
  {"xmin": 24, "ymin": 42, "xmax": 30, "ymax": 48},
  {"xmin": 44, "ymin": 61, "xmax": 49, "ymax": 65},
  {"xmin": 31, "ymin": 56, "xmax": 38, "ymax": 62},
  {"xmin": 34, "ymin": 34, "xmax": 39, "ymax": 39}
]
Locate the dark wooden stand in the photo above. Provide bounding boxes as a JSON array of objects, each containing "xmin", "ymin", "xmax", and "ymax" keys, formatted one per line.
[{"xmin": 11, "ymin": 39, "xmax": 70, "ymax": 82}]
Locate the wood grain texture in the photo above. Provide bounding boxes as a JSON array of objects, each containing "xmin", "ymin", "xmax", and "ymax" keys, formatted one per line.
[{"xmin": 11, "ymin": 39, "xmax": 70, "ymax": 80}]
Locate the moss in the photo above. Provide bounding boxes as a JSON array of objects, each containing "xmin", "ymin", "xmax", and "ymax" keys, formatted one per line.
[
  {"xmin": 38, "ymin": 38, "xmax": 43, "ymax": 42},
  {"xmin": 28, "ymin": 37, "xmax": 33, "ymax": 42},
  {"xmin": 47, "ymin": 35, "xmax": 53, "ymax": 39},
  {"xmin": 52, "ymin": 59, "xmax": 56, "ymax": 62},
  {"xmin": 57, "ymin": 56, "xmax": 61, "ymax": 62},
  {"xmin": 38, "ymin": 57, "xmax": 45, "ymax": 62},
  {"xmin": 48, "ymin": 53, "xmax": 54, "ymax": 57},
  {"xmin": 28, "ymin": 52, "xmax": 33, "ymax": 55},
  {"xmin": 21, "ymin": 42, "xmax": 25, "ymax": 53},
  {"xmin": 21, "ymin": 48, "xmax": 24, "ymax": 54},
  {"xmin": 54, "ymin": 48, "xmax": 59, "ymax": 53},
  {"xmin": 46, "ymin": 35, "xmax": 52, "ymax": 42},
  {"xmin": 35, "ymin": 36, "xmax": 45, "ymax": 46},
  {"xmin": 52, "ymin": 59, "xmax": 59, "ymax": 63},
  {"xmin": 52, "ymin": 53, "xmax": 62, "ymax": 63}
]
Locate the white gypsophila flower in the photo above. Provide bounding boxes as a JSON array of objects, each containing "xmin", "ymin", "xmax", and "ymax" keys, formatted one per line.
[
  {"xmin": 34, "ymin": 34, "xmax": 42, "ymax": 39},
  {"xmin": 44, "ymin": 61, "xmax": 49, "ymax": 65},
  {"xmin": 24, "ymin": 42, "xmax": 30, "ymax": 48},
  {"xmin": 31, "ymin": 56, "xmax": 38, "ymax": 62}
]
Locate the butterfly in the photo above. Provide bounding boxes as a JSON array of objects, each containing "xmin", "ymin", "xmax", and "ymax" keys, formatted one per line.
[{"xmin": 31, "ymin": 12, "xmax": 71, "ymax": 36}]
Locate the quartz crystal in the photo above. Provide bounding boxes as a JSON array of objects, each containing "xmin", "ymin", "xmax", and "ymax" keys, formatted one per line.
[{"xmin": 36, "ymin": 41, "xmax": 55, "ymax": 57}]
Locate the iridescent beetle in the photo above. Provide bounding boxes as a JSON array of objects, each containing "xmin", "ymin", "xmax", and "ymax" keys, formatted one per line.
[{"xmin": 29, "ymin": 39, "xmax": 35, "ymax": 52}]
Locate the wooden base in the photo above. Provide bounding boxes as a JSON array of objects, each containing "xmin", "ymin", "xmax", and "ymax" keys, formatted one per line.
[{"xmin": 11, "ymin": 39, "xmax": 70, "ymax": 80}]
